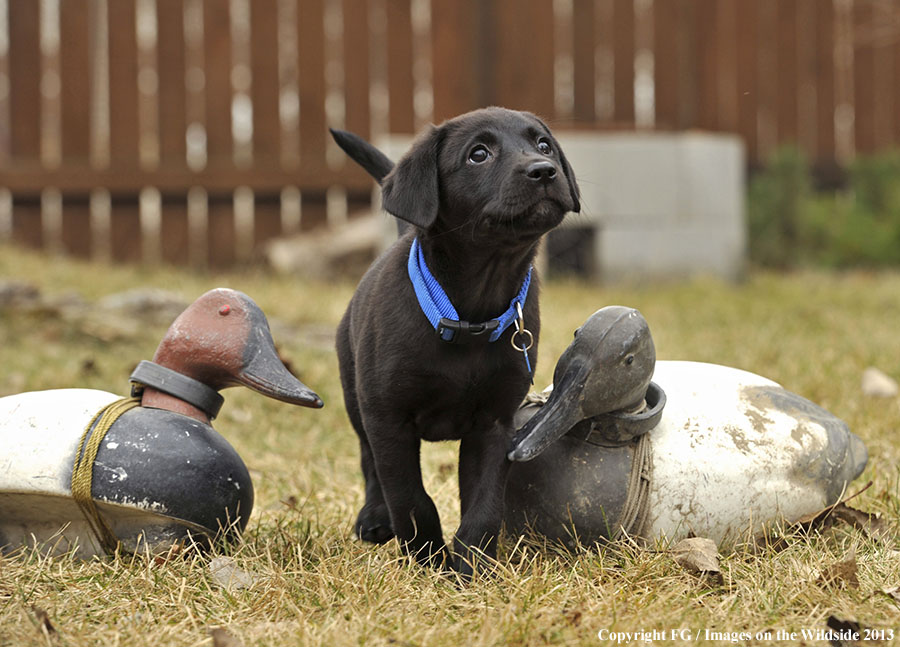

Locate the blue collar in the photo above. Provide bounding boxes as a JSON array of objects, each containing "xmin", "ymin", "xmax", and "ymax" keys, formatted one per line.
[{"xmin": 407, "ymin": 237, "xmax": 532, "ymax": 344}]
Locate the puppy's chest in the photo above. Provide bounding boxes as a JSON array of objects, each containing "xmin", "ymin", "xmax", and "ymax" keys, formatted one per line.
[{"xmin": 407, "ymin": 353, "xmax": 530, "ymax": 440}]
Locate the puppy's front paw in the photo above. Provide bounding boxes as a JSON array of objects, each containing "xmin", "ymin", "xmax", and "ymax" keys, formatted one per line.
[{"xmin": 354, "ymin": 504, "xmax": 394, "ymax": 544}]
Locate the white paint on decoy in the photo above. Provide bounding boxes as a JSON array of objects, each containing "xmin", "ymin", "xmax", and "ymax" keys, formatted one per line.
[{"xmin": 642, "ymin": 360, "xmax": 865, "ymax": 545}]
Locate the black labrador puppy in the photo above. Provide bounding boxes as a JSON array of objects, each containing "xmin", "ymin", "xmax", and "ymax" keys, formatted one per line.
[{"xmin": 331, "ymin": 107, "xmax": 580, "ymax": 574}]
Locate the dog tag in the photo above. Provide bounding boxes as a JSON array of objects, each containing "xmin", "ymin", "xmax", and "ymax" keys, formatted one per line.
[{"xmin": 511, "ymin": 302, "xmax": 534, "ymax": 382}]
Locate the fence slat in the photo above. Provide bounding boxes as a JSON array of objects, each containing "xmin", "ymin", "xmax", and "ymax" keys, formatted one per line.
[
  {"xmin": 494, "ymin": 0, "xmax": 555, "ymax": 118},
  {"xmin": 776, "ymin": 0, "xmax": 799, "ymax": 145},
  {"xmin": 612, "ymin": 0, "xmax": 635, "ymax": 124},
  {"xmin": 156, "ymin": 0, "xmax": 190, "ymax": 265},
  {"xmin": 343, "ymin": 0, "xmax": 371, "ymax": 138},
  {"xmin": 7, "ymin": 0, "xmax": 43, "ymax": 248},
  {"xmin": 853, "ymin": 0, "xmax": 875, "ymax": 154},
  {"xmin": 872, "ymin": 2, "xmax": 896, "ymax": 152},
  {"xmin": 108, "ymin": 0, "xmax": 142, "ymax": 262},
  {"xmin": 735, "ymin": 0, "xmax": 759, "ymax": 164},
  {"xmin": 386, "ymin": 0, "xmax": 415, "ymax": 133},
  {"xmin": 250, "ymin": 0, "xmax": 283, "ymax": 247},
  {"xmin": 653, "ymin": 0, "xmax": 678, "ymax": 129},
  {"xmin": 695, "ymin": 0, "xmax": 719, "ymax": 130},
  {"xmin": 59, "ymin": 0, "xmax": 93, "ymax": 258},
  {"xmin": 813, "ymin": 0, "xmax": 836, "ymax": 173},
  {"xmin": 431, "ymin": 0, "xmax": 484, "ymax": 122},
  {"xmin": 298, "ymin": 0, "xmax": 327, "ymax": 230},
  {"xmin": 203, "ymin": 0, "xmax": 235, "ymax": 265},
  {"xmin": 571, "ymin": 0, "xmax": 595, "ymax": 124}
]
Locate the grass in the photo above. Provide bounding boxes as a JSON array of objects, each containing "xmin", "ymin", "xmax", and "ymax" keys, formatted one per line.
[{"xmin": 1, "ymin": 242, "xmax": 899, "ymax": 646}]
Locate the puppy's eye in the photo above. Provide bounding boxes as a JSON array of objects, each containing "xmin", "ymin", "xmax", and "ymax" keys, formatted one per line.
[
  {"xmin": 537, "ymin": 138, "xmax": 553, "ymax": 155},
  {"xmin": 625, "ymin": 355, "xmax": 635, "ymax": 366},
  {"xmin": 468, "ymin": 145, "xmax": 491, "ymax": 164}
]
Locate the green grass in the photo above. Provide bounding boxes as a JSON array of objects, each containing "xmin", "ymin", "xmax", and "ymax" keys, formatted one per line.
[{"xmin": 1, "ymin": 243, "xmax": 899, "ymax": 646}]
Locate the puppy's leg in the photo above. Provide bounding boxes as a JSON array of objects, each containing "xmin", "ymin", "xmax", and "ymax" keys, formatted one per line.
[
  {"xmin": 453, "ymin": 423, "xmax": 513, "ymax": 576},
  {"xmin": 368, "ymin": 424, "xmax": 448, "ymax": 568},
  {"xmin": 337, "ymin": 323, "xmax": 394, "ymax": 544},
  {"xmin": 350, "ymin": 408, "xmax": 395, "ymax": 544}
]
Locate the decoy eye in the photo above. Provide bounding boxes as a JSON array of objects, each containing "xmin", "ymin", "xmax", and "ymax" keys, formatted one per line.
[
  {"xmin": 625, "ymin": 355, "xmax": 634, "ymax": 365},
  {"xmin": 468, "ymin": 144, "xmax": 491, "ymax": 164},
  {"xmin": 219, "ymin": 304, "xmax": 231, "ymax": 316}
]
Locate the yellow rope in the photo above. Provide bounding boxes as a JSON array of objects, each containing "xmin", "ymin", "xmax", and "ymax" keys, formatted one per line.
[
  {"xmin": 71, "ymin": 397, "xmax": 141, "ymax": 555},
  {"xmin": 614, "ymin": 432, "xmax": 653, "ymax": 541}
]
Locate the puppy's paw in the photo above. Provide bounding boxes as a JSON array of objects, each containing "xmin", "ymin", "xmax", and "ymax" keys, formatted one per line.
[{"xmin": 354, "ymin": 504, "xmax": 394, "ymax": 544}]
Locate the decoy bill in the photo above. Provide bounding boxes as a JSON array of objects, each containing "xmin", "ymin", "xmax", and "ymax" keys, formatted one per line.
[
  {"xmin": 0, "ymin": 288, "xmax": 322, "ymax": 558},
  {"xmin": 504, "ymin": 306, "xmax": 868, "ymax": 547}
]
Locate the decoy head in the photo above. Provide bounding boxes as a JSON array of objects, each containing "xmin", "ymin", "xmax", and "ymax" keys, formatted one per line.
[
  {"xmin": 148, "ymin": 288, "xmax": 323, "ymax": 411},
  {"xmin": 508, "ymin": 306, "xmax": 655, "ymax": 462}
]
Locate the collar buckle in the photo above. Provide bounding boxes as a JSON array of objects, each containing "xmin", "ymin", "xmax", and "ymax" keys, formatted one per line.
[{"xmin": 437, "ymin": 318, "xmax": 500, "ymax": 344}]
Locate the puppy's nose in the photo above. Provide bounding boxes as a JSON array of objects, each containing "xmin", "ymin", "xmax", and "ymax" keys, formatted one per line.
[{"xmin": 525, "ymin": 160, "xmax": 557, "ymax": 184}]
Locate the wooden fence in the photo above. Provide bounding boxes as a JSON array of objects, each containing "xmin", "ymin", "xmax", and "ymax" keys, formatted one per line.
[{"xmin": 1, "ymin": 0, "xmax": 899, "ymax": 266}]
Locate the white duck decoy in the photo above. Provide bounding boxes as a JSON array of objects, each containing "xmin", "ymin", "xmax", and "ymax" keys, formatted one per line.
[
  {"xmin": 504, "ymin": 306, "xmax": 868, "ymax": 548},
  {"xmin": 0, "ymin": 288, "xmax": 323, "ymax": 558}
]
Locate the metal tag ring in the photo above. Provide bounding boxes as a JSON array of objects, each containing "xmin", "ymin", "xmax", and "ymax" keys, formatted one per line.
[{"xmin": 511, "ymin": 328, "xmax": 534, "ymax": 352}]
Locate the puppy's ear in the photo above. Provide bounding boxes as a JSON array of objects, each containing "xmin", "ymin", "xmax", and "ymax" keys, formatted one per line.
[
  {"xmin": 536, "ymin": 118, "xmax": 581, "ymax": 214},
  {"xmin": 381, "ymin": 125, "xmax": 441, "ymax": 229}
]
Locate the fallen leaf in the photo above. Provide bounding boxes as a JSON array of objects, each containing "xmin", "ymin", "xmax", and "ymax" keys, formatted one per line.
[
  {"xmin": 832, "ymin": 504, "xmax": 892, "ymax": 543},
  {"xmin": 31, "ymin": 605, "xmax": 57, "ymax": 640},
  {"xmin": 209, "ymin": 556, "xmax": 259, "ymax": 592},
  {"xmin": 563, "ymin": 608, "xmax": 583, "ymax": 626},
  {"xmin": 671, "ymin": 537, "xmax": 720, "ymax": 577},
  {"xmin": 817, "ymin": 553, "xmax": 859, "ymax": 589},
  {"xmin": 210, "ymin": 627, "xmax": 245, "ymax": 647},
  {"xmin": 825, "ymin": 615, "xmax": 862, "ymax": 647}
]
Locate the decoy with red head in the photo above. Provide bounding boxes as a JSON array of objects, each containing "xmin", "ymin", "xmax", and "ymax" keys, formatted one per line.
[{"xmin": 0, "ymin": 288, "xmax": 322, "ymax": 557}]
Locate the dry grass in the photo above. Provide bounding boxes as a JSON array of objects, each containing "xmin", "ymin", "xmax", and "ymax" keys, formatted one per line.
[{"xmin": 1, "ymin": 242, "xmax": 899, "ymax": 646}]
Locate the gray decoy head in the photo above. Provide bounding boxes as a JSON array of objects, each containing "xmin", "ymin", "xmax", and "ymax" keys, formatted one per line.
[{"xmin": 508, "ymin": 306, "xmax": 655, "ymax": 462}]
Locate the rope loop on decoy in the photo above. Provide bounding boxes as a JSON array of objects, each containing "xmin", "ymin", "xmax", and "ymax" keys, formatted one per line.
[{"xmin": 71, "ymin": 396, "xmax": 141, "ymax": 555}]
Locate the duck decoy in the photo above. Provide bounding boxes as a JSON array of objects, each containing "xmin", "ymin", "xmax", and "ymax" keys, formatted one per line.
[
  {"xmin": 0, "ymin": 288, "xmax": 323, "ymax": 558},
  {"xmin": 504, "ymin": 306, "xmax": 868, "ymax": 548}
]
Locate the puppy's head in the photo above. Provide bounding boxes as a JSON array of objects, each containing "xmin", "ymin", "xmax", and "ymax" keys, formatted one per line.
[{"xmin": 382, "ymin": 107, "xmax": 580, "ymax": 242}]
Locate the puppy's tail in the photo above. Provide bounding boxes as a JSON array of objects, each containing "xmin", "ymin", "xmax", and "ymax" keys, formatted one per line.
[{"xmin": 329, "ymin": 128, "xmax": 395, "ymax": 185}]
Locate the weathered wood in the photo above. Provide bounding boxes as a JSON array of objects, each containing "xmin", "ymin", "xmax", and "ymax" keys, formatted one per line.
[
  {"xmin": 59, "ymin": 0, "xmax": 93, "ymax": 258},
  {"xmin": 431, "ymin": 0, "xmax": 483, "ymax": 122},
  {"xmin": 157, "ymin": 0, "xmax": 188, "ymax": 162},
  {"xmin": 298, "ymin": 0, "xmax": 327, "ymax": 230},
  {"xmin": 776, "ymin": 0, "xmax": 799, "ymax": 145},
  {"xmin": 571, "ymin": 0, "xmax": 596, "ymax": 124},
  {"xmin": 386, "ymin": 0, "xmax": 415, "ymax": 133},
  {"xmin": 653, "ymin": 0, "xmax": 679, "ymax": 129},
  {"xmin": 250, "ymin": 0, "xmax": 283, "ymax": 246},
  {"xmin": 7, "ymin": 0, "xmax": 43, "ymax": 248},
  {"xmin": 612, "ymin": 0, "xmax": 635, "ymax": 124},
  {"xmin": 813, "ymin": 0, "xmax": 837, "ymax": 177},
  {"xmin": 156, "ymin": 0, "xmax": 190, "ymax": 263},
  {"xmin": 735, "ymin": 0, "xmax": 759, "ymax": 163},
  {"xmin": 494, "ymin": 0, "xmax": 555, "ymax": 118},
  {"xmin": 108, "ymin": 0, "xmax": 142, "ymax": 262},
  {"xmin": 343, "ymin": 0, "xmax": 371, "ymax": 138},
  {"xmin": 203, "ymin": 0, "xmax": 235, "ymax": 265}
]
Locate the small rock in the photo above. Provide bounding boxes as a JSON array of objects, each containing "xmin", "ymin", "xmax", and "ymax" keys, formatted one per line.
[
  {"xmin": 208, "ymin": 556, "xmax": 258, "ymax": 591},
  {"xmin": 861, "ymin": 367, "xmax": 898, "ymax": 398},
  {"xmin": 0, "ymin": 280, "xmax": 40, "ymax": 308},
  {"xmin": 98, "ymin": 289, "xmax": 188, "ymax": 323}
]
